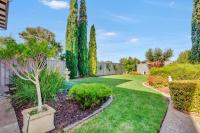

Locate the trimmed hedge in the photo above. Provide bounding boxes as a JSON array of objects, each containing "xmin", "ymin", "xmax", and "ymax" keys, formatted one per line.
[
  {"xmin": 148, "ymin": 76, "xmax": 168, "ymax": 88},
  {"xmin": 68, "ymin": 84, "xmax": 112, "ymax": 109},
  {"xmin": 169, "ymin": 80, "xmax": 200, "ymax": 113},
  {"xmin": 150, "ymin": 64, "xmax": 200, "ymax": 80}
]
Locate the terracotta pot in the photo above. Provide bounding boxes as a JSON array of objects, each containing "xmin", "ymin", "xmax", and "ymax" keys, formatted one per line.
[{"xmin": 22, "ymin": 104, "xmax": 56, "ymax": 133}]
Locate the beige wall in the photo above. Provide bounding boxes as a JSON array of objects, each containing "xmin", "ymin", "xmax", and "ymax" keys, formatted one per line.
[{"xmin": 97, "ymin": 63, "xmax": 124, "ymax": 76}]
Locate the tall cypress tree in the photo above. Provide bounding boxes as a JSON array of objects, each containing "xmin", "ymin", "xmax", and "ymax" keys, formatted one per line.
[
  {"xmin": 88, "ymin": 25, "xmax": 97, "ymax": 76},
  {"xmin": 78, "ymin": 0, "xmax": 88, "ymax": 77},
  {"xmin": 190, "ymin": 0, "xmax": 200, "ymax": 63},
  {"xmin": 66, "ymin": 0, "xmax": 79, "ymax": 78}
]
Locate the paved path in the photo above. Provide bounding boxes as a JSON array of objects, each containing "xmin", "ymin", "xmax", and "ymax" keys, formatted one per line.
[
  {"xmin": 143, "ymin": 83, "xmax": 200, "ymax": 133},
  {"xmin": 0, "ymin": 98, "xmax": 20, "ymax": 133},
  {"xmin": 160, "ymin": 101, "xmax": 200, "ymax": 133}
]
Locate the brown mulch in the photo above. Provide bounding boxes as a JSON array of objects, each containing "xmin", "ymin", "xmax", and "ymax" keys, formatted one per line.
[
  {"xmin": 12, "ymin": 93, "xmax": 102, "ymax": 132},
  {"xmin": 144, "ymin": 82, "xmax": 170, "ymax": 95}
]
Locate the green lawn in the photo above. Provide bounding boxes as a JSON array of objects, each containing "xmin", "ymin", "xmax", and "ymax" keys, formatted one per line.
[{"xmin": 71, "ymin": 75, "xmax": 167, "ymax": 133}]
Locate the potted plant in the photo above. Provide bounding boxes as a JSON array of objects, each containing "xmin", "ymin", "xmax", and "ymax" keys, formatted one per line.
[
  {"xmin": 22, "ymin": 104, "xmax": 55, "ymax": 133},
  {"xmin": 0, "ymin": 39, "xmax": 57, "ymax": 133}
]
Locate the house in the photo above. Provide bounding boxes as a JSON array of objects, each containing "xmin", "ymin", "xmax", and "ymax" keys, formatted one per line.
[
  {"xmin": 137, "ymin": 61, "xmax": 173, "ymax": 75},
  {"xmin": 0, "ymin": 0, "xmax": 9, "ymax": 29},
  {"xmin": 137, "ymin": 63, "xmax": 149, "ymax": 75}
]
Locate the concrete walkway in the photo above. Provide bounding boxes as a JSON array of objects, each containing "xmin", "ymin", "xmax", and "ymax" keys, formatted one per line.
[
  {"xmin": 160, "ymin": 101, "xmax": 200, "ymax": 133},
  {"xmin": 0, "ymin": 97, "xmax": 20, "ymax": 133},
  {"xmin": 143, "ymin": 83, "xmax": 200, "ymax": 133}
]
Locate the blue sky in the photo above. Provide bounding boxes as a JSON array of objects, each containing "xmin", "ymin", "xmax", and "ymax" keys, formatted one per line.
[{"xmin": 0, "ymin": 0, "xmax": 192, "ymax": 62}]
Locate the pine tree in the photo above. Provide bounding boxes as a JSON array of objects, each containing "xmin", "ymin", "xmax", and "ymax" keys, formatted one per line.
[
  {"xmin": 78, "ymin": 0, "xmax": 88, "ymax": 77},
  {"xmin": 145, "ymin": 48, "xmax": 154, "ymax": 62},
  {"xmin": 88, "ymin": 25, "xmax": 97, "ymax": 76},
  {"xmin": 66, "ymin": 0, "xmax": 79, "ymax": 78},
  {"xmin": 190, "ymin": 0, "xmax": 200, "ymax": 63}
]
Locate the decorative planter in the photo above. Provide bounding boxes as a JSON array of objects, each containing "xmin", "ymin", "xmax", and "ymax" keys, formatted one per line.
[{"xmin": 22, "ymin": 104, "xmax": 56, "ymax": 133}]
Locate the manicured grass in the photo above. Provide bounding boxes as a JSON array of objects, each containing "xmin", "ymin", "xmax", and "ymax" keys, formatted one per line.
[{"xmin": 71, "ymin": 75, "xmax": 168, "ymax": 133}]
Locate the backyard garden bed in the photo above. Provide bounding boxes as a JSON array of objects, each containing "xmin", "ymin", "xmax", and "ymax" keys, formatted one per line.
[{"xmin": 12, "ymin": 93, "xmax": 110, "ymax": 132}]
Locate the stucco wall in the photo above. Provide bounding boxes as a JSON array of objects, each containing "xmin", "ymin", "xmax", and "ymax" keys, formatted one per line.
[
  {"xmin": 97, "ymin": 63, "xmax": 124, "ymax": 76},
  {"xmin": 137, "ymin": 64, "xmax": 149, "ymax": 75}
]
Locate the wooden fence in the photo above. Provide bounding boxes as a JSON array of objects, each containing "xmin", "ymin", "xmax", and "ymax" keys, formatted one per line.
[
  {"xmin": 0, "ymin": 60, "xmax": 125, "ymax": 95},
  {"xmin": 0, "ymin": 60, "xmax": 65, "ymax": 94}
]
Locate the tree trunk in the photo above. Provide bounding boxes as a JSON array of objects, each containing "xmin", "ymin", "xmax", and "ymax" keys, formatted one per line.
[{"xmin": 35, "ymin": 71, "xmax": 43, "ymax": 112}]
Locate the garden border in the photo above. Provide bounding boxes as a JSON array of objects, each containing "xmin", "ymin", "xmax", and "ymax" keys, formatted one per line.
[{"xmin": 63, "ymin": 96, "xmax": 113, "ymax": 132}]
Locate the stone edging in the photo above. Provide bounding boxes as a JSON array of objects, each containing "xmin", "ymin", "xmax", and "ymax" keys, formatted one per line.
[
  {"xmin": 63, "ymin": 96, "xmax": 113, "ymax": 132},
  {"xmin": 142, "ymin": 82, "xmax": 170, "ymax": 133}
]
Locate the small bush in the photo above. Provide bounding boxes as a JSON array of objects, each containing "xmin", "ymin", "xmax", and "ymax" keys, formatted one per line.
[
  {"xmin": 150, "ymin": 64, "xmax": 200, "ymax": 80},
  {"xmin": 68, "ymin": 84, "xmax": 112, "ymax": 109},
  {"xmin": 12, "ymin": 70, "xmax": 65, "ymax": 105},
  {"xmin": 169, "ymin": 80, "xmax": 200, "ymax": 113},
  {"xmin": 148, "ymin": 76, "xmax": 168, "ymax": 88}
]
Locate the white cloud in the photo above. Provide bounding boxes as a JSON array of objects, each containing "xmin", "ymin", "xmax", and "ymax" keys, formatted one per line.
[
  {"xmin": 102, "ymin": 32, "xmax": 117, "ymax": 37},
  {"xmin": 129, "ymin": 37, "xmax": 140, "ymax": 43},
  {"xmin": 169, "ymin": 1, "xmax": 175, "ymax": 7},
  {"xmin": 97, "ymin": 29, "xmax": 117, "ymax": 38},
  {"xmin": 41, "ymin": 0, "xmax": 69, "ymax": 10}
]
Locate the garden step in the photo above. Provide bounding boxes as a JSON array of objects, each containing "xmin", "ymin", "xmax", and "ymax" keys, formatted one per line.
[{"xmin": 0, "ymin": 98, "xmax": 20, "ymax": 133}]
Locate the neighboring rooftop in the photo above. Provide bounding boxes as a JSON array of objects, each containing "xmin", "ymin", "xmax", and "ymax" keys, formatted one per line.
[{"xmin": 0, "ymin": 0, "xmax": 9, "ymax": 30}]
